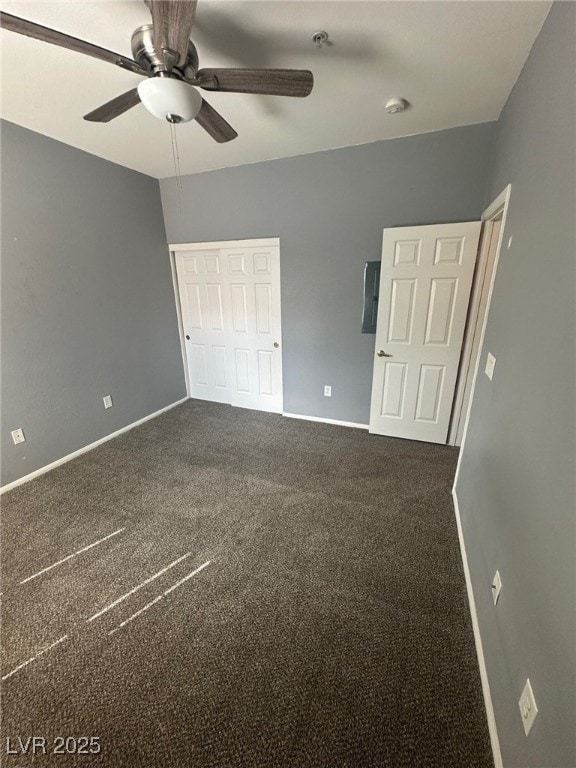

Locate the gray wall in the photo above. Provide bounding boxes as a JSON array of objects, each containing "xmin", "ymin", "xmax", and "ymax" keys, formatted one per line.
[
  {"xmin": 455, "ymin": 4, "xmax": 575, "ymax": 767},
  {"xmin": 1, "ymin": 121, "xmax": 186, "ymax": 487},
  {"xmin": 160, "ymin": 122, "xmax": 495, "ymax": 423}
]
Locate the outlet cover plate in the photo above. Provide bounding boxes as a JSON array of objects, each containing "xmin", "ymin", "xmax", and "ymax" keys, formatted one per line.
[
  {"xmin": 519, "ymin": 678, "xmax": 538, "ymax": 736},
  {"xmin": 11, "ymin": 428, "xmax": 25, "ymax": 445},
  {"xmin": 103, "ymin": 395, "xmax": 113, "ymax": 409},
  {"xmin": 324, "ymin": 385, "xmax": 332, "ymax": 397}
]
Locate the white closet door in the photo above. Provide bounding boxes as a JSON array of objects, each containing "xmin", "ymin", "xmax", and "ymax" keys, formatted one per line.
[
  {"xmin": 175, "ymin": 239, "xmax": 283, "ymax": 413},
  {"xmin": 369, "ymin": 222, "xmax": 481, "ymax": 443}
]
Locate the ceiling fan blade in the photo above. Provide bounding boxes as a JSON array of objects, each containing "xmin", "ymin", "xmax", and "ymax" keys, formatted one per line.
[
  {"xmin": 0, "ymin": 12, "xmax": 147, "ymax": 76},
  {"xmin": 83, "ymin": 89, "xmax": 141, "ymax": 123},
  {"xmin": 149, "ymin": 0, "xmax": 197, "ymax": 69},
  {"xmin": 196, "ymin": 68, "xmax": 313, "ymax": 97},
  {"xmin": 195, "ymin": 99, "xmax": 238, "ymax": 143}
]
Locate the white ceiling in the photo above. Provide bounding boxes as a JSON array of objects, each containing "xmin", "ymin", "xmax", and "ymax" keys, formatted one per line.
[{"xmin": 1, "ymin": 0, "xmax": 551, "ymax": 179}]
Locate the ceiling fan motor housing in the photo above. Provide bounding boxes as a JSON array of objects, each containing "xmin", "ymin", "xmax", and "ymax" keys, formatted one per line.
[{"xmin": 131, "ymin": 24, "xmax": 199, "ymax": 78}]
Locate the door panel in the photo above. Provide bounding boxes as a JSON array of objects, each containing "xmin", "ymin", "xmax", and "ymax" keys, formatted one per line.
[
  {"xmin": 207, "ymin": 284, "xmax": 224, "ymax": 331},
  {"xmin": 223, "ymin": 245, "xmax": 282, "ymax": 411},
  {"xmin": 257, "ymin": 351, "xmax": 274, "ymax": 396},
  {"xmin": 369, "ymin": 222, "xmax": 481, "ymax": 443},
  {"xmin": 190, "ymin": 345, "xmax": 208, "ymax": 386},
  {"xmin": 234, "ymin": 348, "xmax": 251, "ymax": 393},
  {"xmin": 425, "ymin": 278, "xmax": 457, "ymax": 344},
  {"xmin": 415, "ymin": 365, "xmax": 445, "ymax": 422},
  {"xmin": 175, "ymin": 240, "xmax": 283, "ymax": 413},
  {"xmin": 389, "ymin": 279, "xmax": 416, "ymax": 342},
  {"xmin": 231, "ymin": 284, "xmax": 248, "ymax": 333},
  {"xmin": 212, "ymin": 346, "xmax": 228, "ymax": 390},
  {"xmin": 255, "ymin": 284, "xmax": 272, "ymax": 333},
  {"xmin": 381, "ymin": 362, "xmax": 407, "ymax": 418},
  {"xmin": 185, "ymin": 284, "xmax": 203, "ymax": 329}
]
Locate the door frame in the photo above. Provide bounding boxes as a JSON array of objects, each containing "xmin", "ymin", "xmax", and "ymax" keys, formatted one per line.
[
  {"xmin": 169, "ymin": 237, "xmax": 282, "ymax": 404},
  {"xmin": 449, "ymin": 184, "xmax": 511, "ymax": 447}
]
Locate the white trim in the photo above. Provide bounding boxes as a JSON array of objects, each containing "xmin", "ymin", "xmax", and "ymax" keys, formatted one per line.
[
  {"xmin": 449, "ymin": 219, "xmax": 498, "ymax": 445},
  {"xmin": 170, "ymin": 237, "xmax": 280, "ymax": 252},
  {"xmin": 454, "ymin": 184, "xmax": 511, "ymax": 487},
  {"xmin": 448, "ymin": 224, "xmax": 492, "ymax": 446},
  {"xmin": 482, "ymin": 185, "xmax": 511, "ymax": 223},
  {"xmin": 169, "ymin": 249, "xmax": 191, "ymax": 398},
  {"xmin": 0, "ymin": 398, "xmax": 189, "ymax": 495},
  {"xmin": 282, "ymin": 412, "xmax": 369, "ymax": 430},
  {"xmin": 452, "ymin": 489, "xmax": 503, "ymax": 768}
]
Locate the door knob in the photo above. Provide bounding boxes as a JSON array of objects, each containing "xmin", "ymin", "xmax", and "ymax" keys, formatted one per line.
[
  {"xmin": 377, "ymin": 350, "xmax": 392, "ymax": 357},
  {"xmin": 186, "ymin": 335, "xmax": 190, "ymax": 340},
  {"xmin": 273, "ymin": 342, "xmax": 279, "ymax": 348}
]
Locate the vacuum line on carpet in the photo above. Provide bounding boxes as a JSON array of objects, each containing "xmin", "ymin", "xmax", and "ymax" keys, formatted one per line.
[
  {"xmin": 87, "ymin": 552, "xmax": 192, "ymax": 623},
  {"xmin": 19, "ymin": 528, "xmax": 126, "ymax": 585},
  {"xmin": 109, "ymin": 561, "xmax": 211, "ymax": 636},
  {"xmin": 2, "ymin": 635, "xmax": 69, "ymax": 681}
]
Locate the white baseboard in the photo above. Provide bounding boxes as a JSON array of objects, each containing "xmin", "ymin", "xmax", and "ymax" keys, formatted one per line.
[
  {"xmin": 282, "ymin": 412, "xmax": 369, "ymax": 430},
  {"xmin": 0, "ymin": 397, "xmax": 189, "ymax": 495},
  {"xmin": 452, "ymin": 487, "xmax": 503, "ymax": 768}
]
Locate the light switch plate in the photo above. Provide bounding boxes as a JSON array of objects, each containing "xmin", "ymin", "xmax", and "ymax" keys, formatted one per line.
[
  {"xmin": 103, "ymin": 395, "xmax": 113, "ymax": 409},
  {"xmin": 485, "ymin": 353, "xmax": 496, "ymax": 381},
  {"xmin": 491, "ymin": 570, "xmax": 502, "ymax": 605},
  {"xmin": 519, "ymin": 678, "xmax": 538, "ymax": 736}
]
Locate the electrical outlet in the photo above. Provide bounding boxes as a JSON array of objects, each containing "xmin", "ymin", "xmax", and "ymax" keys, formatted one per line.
[
  {"xmin": 519, "ymin": 678, "xmax": 538, "ymax": 736},
  {"xmin": 324, "ymin": 385, "xmax": 332, "ymax": 397},
  {"xmin": 485, "ymin": 352, "xmax": 496, "ymax": 381},
  {"xmin": 491, "ymin": 570, "xmax": 502, "ymax": 605},
  {"xmin": 11, "ymin": 428, "xmax": 25, "ymax": 445},
  {"xmin": 103, "ymin": 395, "xmax": 113, "ymax": 409}
]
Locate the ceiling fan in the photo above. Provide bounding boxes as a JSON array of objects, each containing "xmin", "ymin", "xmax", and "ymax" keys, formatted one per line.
[{"xmin": 0, "ymin": 0, "xmax": 314, "ymax": 143}]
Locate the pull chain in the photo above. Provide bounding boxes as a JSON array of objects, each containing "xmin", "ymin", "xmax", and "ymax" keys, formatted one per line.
[{"xmin": 169, "ymin": 121, "xmax": 183, "ymax": 215}]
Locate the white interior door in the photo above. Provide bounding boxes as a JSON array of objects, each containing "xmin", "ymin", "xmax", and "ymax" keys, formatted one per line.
[
  {"xmin": 174, "ymin": 239, "xmax": 283, "ymax": 413},
  {"xmin": 369, "ymin": 222, "xmax": 481, "ymax": 443}
]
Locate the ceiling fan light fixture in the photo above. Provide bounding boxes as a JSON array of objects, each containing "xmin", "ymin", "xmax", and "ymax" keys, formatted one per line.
[{"xmin": 137, "ymin": 77, "xmax": 202, "ymax": 123}]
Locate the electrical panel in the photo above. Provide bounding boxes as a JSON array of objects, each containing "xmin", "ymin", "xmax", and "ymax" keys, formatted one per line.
[{"xmin": 362, "ymin": 261, "xmax": 381, "ymax": 333}]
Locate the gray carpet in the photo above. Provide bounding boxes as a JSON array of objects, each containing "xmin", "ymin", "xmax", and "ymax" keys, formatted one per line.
[{"xmin": 1, "ymin": 399, "xmax": 493, "ymax": 767}]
